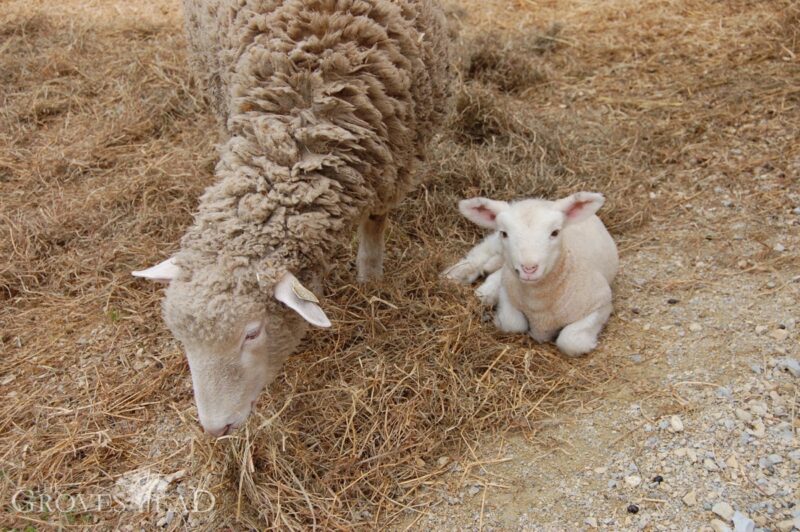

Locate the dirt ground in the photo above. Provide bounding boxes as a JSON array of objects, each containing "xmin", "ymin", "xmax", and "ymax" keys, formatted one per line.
[{"xmin": 1, "ymin": 0, "xmax": 798, "ymax": 530}]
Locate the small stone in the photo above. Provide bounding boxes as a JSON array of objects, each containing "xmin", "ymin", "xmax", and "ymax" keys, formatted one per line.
[
  {"xmin": 670, "ymin": 415, "xmax": 685, "ymax": 432},
  {"xmin": 747, "ymin": 420, "xmax": 766, "ymax": 438},
  {"xmin": 667, "ymin": 298, "xmax": 679, "ymax": 305},
  {"xmin": 627, "ymin": 504, "xmax": 639, "ymax": 514},
  {"xmin": 775, "ymin": 358, "xmax": 800, "ymax": 377},
  {"xmin": 624, "ymin": 475, "xmax": 642, "ymax": 487},
  {"xmin": 467, "ymin": 485, "xmax": 481, "ymax": 496},
  {"xmin": 732, "ymin": 512, "xmax": 755, "ymax": 532},
  {"xmin": 776, "ymin": 517, "xmax": 800, "ymax": 532},
  {"xmin": 750, "ymin": 363, "xmax": 763, "ymax": 374},
  {"xmin": 710, "ymin": 519, "xmax": 732, "ymax": 532},
  {"xmin": 594, "ymin": 466, "xmax": 608, "ymax": 474},
  {"xmin": 683, "ymin": 490, "xmax": 697, "ymax": 506},
  {"xmin": 704, "ymin": 458, "xmax": 720, "ymax": 472},
  {"xmin": 687, "ymin": 449, "xmax": 698, "ymax": 463},
  {"xmin": 585, "ymin": 517, "xmax": 598, "ymax": 528},
  {"xmin": 716, "ymin": 386, "xmax": 732, "ymax": 398},
  {"xmin": 725, "ymin": 455, "xmax": 739, "ymax": 469},
  {"xmin": 689, "ymin": 322, "xmax": 703, "ymax": 332},
  {"xmin": 769, "ymin": 329, "xmax": 789, "ymax": 341},
  {"xmin": 773, "ymin": 243, "xmax": 785, "ymax": 252},
  {"xmin": 629, "ymin": 354, "xmax": 643, "ymax": 364},
  {"xmin": 755, "ymin": 325, "xmax": 768, "ymax": 335},
  {"xmin": 735, "ymin": 409, "xmax": 753, "ymax": 422},
  {"xmin": 748, "ymin": 401, "xmax": 768, "ymax": 417},
  {"xmin": 713, "ymin": 501, "xmax": 735, "ymax": 521},
  {"xmin": 652, "ymin": 475, "xmax": 664, "ymax": 483},
  {"xmin": 437, "ymin": 456, "xmax": 450, "ymax": 467}
]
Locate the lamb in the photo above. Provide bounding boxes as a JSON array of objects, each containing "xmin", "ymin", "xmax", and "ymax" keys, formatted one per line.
[
  {"xmin": 444, "ymin": 192, "xmax": 618, "ymax": 357},
  {"xmin": 132, "ymin": 0, "xmax": 452, "ymax": 437}
]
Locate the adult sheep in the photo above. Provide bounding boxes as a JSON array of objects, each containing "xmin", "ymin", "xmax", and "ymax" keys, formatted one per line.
[{"xmin": 134, "ymin": 0, "xmax": 452, "ymax": 436}]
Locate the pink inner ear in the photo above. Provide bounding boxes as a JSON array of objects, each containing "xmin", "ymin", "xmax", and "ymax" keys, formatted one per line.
[
  {"xmin": 565, "ymin": 200, "xmax": 591, "ymax": 220},
  {"xmin": 475, "ymin": 205, "xmax": 497, "ymax": 221}
]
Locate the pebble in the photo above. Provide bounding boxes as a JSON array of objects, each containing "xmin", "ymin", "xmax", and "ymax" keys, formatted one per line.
[
  {"xmin": 624, "ymin": 475, "xmax": 642, "ymax": 487},
  {"xmin": 689, "ymin": 322, "xmax": 703, "ymax": 332},
  {"xmin": 670, "ymin": 415, "xmax": 684, "ymax": 432},
  {"xmin": 770, "ymin": 329, "xmax": 789, "ymax": 341},
  {"xmin": 732, "ymin": 511, "xmax": 755, "ymax": 532},
  {"xmin": 467, "ymin": 485, "xmax": 481, "ymax": 496},
  {"xmin": 704, "ymin": 458, "xmax": 720, "ymax": 472},
  {"xmin": 712, "ymin": 501, "xmax": 735, "ymax": 521},
  {"xmin": 773, "ymin": 243, "xmax": 786, "ymax": 252},
  {"xmin": 735, "ymin": 408, "xmax": 753, "ymax": 423},
  {"xmin": 776, "ymin": 517, "xmax": 800, "ymax": 532},
  {"xmin": 683, "ymin": 490, "xmax": 697, "ymax": 506},
  {"xmin": 711, "ymin": 519, "xmax": 732, "ymax": 532},
  {"xmin": 775, "ymin": 358, "xmax": 800, "ymax": 377},
  {"xmin": 746, "ymin": 420, "xmax": 766, "ymax": 438},
  {"xmin": 585, "ymin": 517, "xmax": 598, "ymax": 528},
  {"xmin": 755, "ymin": 325, "xmax": 768, "ymax": 335}
]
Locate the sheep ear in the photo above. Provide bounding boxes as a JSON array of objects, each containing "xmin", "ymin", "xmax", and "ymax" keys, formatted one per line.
[
  {"xmin": 458, "ymin": 197, "xmax": 510, "ymax": 229},
  {"xmin": 274, "ymin": 272, "xmax": 331, "ymax": 328},
  {"xmin": 556, "ymin": 192, "xmax": 605, "ymax": 225},
  {"xmin": 132, "ymin": 257, "xmax": 180, "ymax": 283}
]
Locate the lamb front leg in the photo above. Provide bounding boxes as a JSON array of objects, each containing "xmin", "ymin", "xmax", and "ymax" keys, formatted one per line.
[
  {"xmin": 443, "ymin": 232, "xmax": 504, "ymax": 284},
  {"xmin": 555, "ymin": 303, "xmax": 613, "ymax": 357},
  {"xmin": 493, "ymin": 284, "xmax": 529, "ymax": 333},
  {"xmin": 357, "ymin": 213, "xmax": 388, "ymax": 282}
]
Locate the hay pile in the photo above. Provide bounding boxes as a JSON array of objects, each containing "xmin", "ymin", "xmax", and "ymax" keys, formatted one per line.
[{"xmin": 2, "ymin": 0, "xmax": 795, "ymax": 528}]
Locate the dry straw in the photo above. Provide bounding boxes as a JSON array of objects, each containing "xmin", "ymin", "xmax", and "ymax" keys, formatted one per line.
[{"xmin": 1, "ymin": 0, "xmax": 796, "ymax": 528}]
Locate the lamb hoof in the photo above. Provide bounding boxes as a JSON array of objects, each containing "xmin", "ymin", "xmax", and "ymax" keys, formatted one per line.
[
  {"xmin": 475, "ymin": 284, "xmax": 498, "ymax": 306},
  {"xmin": 556, "ymin": 333, "xmax": 597, "ymax": 358},
  {"xmin": 442, "ymin": 260, "xmax": 479, "ymax": 284}
]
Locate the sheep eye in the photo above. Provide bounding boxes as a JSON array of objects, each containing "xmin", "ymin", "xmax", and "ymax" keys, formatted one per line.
[
  {"xmin": 500, "ymin": 231, "xmax": 508, "ymax": 238},
  {"xmin": 550, "ymin": 229, "xmax": 560, "ymax": 238},
  {"xmin": 244, "ymin": 327, "xmax": 261, "ymax": 342}
]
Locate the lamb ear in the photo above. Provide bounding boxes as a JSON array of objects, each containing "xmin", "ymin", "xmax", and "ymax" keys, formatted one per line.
[
  {"xmin": 458, "ymin": 197, "xmax": 510, "ymax": 229},
  {"xmin": 273, "ymin": 272, "xmax": 331, "ymax": 328},
  {"xmin": 555, "ymin": 192, "xmax": 605, "ymax": 225},
  {"xmin": 132, "ymin": 257, "xmax": 180, "ymax": 283}
]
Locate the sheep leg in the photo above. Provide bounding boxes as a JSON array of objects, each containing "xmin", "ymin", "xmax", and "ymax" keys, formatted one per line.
[
  {"xmin": 555, "ymin": 303, "xmax": 612, "ymax": 357},
  {"xmin": 442, "ymin": 232, "xmax": 504, "ymax": 284},
  {"xmin": 475, "ymin": 269, "xmax": 502, "ymax": 306},
  {"xmin": 357, "ymin": 213, "xmax": 388, "ymax": 282},
  {"xmin": 493, "ymin": 284, "xmax": 529, "ymax": 333}
]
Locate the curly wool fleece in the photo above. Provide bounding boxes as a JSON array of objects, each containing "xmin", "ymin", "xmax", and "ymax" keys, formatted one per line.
[{"xmin": 165, "ymin": 0, "xmax": 452, "ymax": 341}]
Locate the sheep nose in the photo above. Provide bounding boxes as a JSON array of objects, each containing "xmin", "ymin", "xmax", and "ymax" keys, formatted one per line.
[
  {"xmin": 521, "ymin": 264, "xmax": 539, "ymax": 274},
  {"xmin": 204, "ymin": 423, "xmax": 232, "ymax": 438}
]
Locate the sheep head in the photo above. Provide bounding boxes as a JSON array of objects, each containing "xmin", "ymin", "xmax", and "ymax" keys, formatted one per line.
[{"xmin": 133, "ymin": 258, "xmax": 330, "ymax": 437}]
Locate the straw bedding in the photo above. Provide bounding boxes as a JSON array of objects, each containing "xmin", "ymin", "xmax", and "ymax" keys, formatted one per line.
[{"xmin": 1, "ymin": 0, "xmax": 796, "ymax": 528}]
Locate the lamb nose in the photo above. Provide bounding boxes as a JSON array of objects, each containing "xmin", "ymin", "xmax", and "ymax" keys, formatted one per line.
[{"xmin": 521, "ymin": 264, "xmax": 539, "ymax": 274}]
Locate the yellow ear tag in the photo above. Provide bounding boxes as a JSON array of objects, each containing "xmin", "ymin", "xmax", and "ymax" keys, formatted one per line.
[{"xmin": 291, "ymin": 278, "xmax": 319, "ymax": 304}]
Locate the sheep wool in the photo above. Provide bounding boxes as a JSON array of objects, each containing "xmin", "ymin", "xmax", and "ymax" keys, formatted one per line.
[{"xmin": 168, "ymin": 0, "xmax": 452, "ymax": 341}]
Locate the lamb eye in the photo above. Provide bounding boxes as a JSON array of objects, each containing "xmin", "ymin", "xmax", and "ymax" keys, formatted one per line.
[
  {"xmin": 550, "ymin": 229, "xmax": 560, "ymax": 238},
  {"xmin": 500, "ymin": 231, "xmax": 508, "ymax": 238}
]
